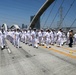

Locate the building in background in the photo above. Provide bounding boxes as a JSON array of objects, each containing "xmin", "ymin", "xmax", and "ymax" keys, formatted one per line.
[
  {"xmin": 22, "ymin": 24, "xmax": 25, "ymax": 29},
  {"xmin": 22, "ymin": 24, "xmax": 27, "ymax": 29}
]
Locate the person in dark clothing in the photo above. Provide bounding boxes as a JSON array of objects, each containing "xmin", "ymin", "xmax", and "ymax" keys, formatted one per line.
[{"xmin": 69, "ymin": 30, "xmax": 73, "ymax": 47}]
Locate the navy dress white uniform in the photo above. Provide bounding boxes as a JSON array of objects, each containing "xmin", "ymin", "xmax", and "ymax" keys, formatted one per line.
[
  {"xmin": 74, "ymin": 33, "xmax": 76, "ymax": 45},
  {"xmin": 27, "ymin": 30, "xmax": 32, "ymax": 46},
  {"xmin": 56, "ymin": 29, "xmax": 63, "ymax": 47},
  {"xmin": 38, "ymin": 30, "xmax": 43, "ymax": 45},
  {"xmin": 21, "ymin": 30, "xmax": 25, "ymax": 43},
  {"xmin": 45, "ymin": 29, "xmax": 51, "ymax": 48},
  {"xmin": 41, "ymin": 31, "xmax": 46, "ymax": 46},
  {"xmin": 15, "ymin": 29, "xmax": 20, "ymax": 48},
  {"xmin": 31, "ymin": 29, "xmax": 38, "ymax": 48},
  {"xmin": 24, "ymin": 30, "xmax": 27, "ymax": 44},
  {"xmin": 0, "ymin": 30, "xmax": 5, "ymax": 50},
  {"xmin": 53, "ymin": 30, "xmax": 57, "ymax": 44},
  {"xmin": 50, "ymin": 30, "xmax": 54, "ymax": 45},
  {"xmin": 66, "ymin": 31, "xmax": 70, "ymax": 45}
]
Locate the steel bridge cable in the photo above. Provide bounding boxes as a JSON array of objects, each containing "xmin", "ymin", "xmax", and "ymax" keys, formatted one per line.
[
  {"xmin": 40, "ymin": 12, "xmax": 47, "ymax": 28},
  {"xmin": 43, "ymin": 0, "xmax": 57, "ymax": 28},
  {"xmin": 63, "ymin": 0, "xmax": 76, "ymax": 27},
  {"xmin": 70, "ymin": 10, "xmax": 76, "ymax": 28},
  {"xmin": 70, "ymin": 18, "xmax": 76, "ymax": 28},
  {"xmin": 41, "ymin": 11, "xmax": 46, "ymax": 23},
  {"xmin": 60, "ymin": 0, "xmax": 75, "ymax": 27},
  {"xmin": 50, "ymin": 0, "xmax": 64, "ymax": 27}
]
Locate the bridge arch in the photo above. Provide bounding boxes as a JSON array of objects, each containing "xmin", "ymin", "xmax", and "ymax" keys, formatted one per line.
[
  {"xmin": 2, "ymin": 23, "xmax": 7, "ymax": 31},
  {"xmin": 28, "ymin": 0, "xmax": 55, "ymax": 29}
]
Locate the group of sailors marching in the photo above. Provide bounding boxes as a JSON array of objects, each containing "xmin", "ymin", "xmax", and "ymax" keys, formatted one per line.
[{"xmin": 0, "ymin": 28, "xmax": 76, "ymax": 50}]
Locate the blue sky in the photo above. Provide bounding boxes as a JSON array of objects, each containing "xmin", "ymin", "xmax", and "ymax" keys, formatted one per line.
[{"xmin": 0, "ymin": 0, "xmax": 76, "ymax": 28}]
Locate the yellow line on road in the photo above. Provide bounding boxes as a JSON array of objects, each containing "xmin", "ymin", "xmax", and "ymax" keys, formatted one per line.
[
  {"xmin": 41, "ymin": 46, "xmax": 76, "ymax": 59},
  {"xmin": 61, "ymin": 46, "xmax": 76, "ymax": 52}
]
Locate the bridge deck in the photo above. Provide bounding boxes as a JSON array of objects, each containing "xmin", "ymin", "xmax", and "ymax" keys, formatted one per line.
[{"xmin": 0, "ymin": 40, "xmax": 76, "ymax": 75}]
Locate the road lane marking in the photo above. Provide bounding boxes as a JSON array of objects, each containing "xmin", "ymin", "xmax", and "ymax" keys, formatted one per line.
[
  {"xmin": 61, "ymin": 46, "xmax": 76, "ymax": 52},
  {"xmin": 41, "ymin": 46, "xmax": 76, "ymax": 59},
  {"xmin": 7, "ymin": 48, "xmax": 11, "ymax": 54},
  {"xmin": 51, "ymin": 45, "xmax": 76, "ymax": 53}
]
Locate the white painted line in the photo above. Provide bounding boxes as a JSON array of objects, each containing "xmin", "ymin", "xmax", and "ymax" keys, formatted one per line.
[{"xmin": 7, "ymin": 48, "xmax": 11, "ymax": 54}]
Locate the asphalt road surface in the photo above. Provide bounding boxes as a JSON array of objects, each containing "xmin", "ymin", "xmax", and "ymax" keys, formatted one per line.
[{"xmin": 0, "ymin": 40, "xmax": 76, "ymax": 75}]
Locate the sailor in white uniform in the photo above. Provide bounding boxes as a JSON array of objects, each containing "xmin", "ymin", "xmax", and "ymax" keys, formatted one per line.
[
  {"xmin": 31, "ymin": 28, "xmax": 38, "ymax": 48},
  {"xmin": 50, "ymin": 29, "xmax": 54, "ymax": 45},
  {"xmin": 66, "ymin": 30, "xmax": 70, "ymax": 45},
  {"xmin": 42, "ymin": 30, "xmax": 46, "ymax": 46},
  {"xmin": 15, "ymin": 29, "xmax": 20, "ymax": 48},
  {"xmin": 0, "ymin": 29, "xmax": 5, "ymax": 50},
  {"xmin": 45, "ymin": 29, "xmax": 51, "ymax": 48},
  {"xmin": 73, "ymin": 33, "xmax": 76, "ymax": 45},
  {"xmin": 21, "ymin": 30, "xmax": 25, "ymax": 43},
  {"xmin": 53, "ymin": 29, "xmax": 57, "ymax": 44},
  {"xmin": 56, "ymin": 29, "xmax": 63, "ymax": 47},
  {"xmin": 37, "ymin": 29, "xmax": 43, "ymax": 45},
  {"xmin": 27, "ymin": 29, "xmax": 32, "ymax": 46}
]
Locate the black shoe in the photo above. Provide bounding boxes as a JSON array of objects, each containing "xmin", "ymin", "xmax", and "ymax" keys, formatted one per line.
[
  {"xmin": 1, "ymin": 48, "xmax": 4, "ymax": 50},
  {"xmin": 4, "ymin": 45, "xmax": 6, "ymax": 48}
]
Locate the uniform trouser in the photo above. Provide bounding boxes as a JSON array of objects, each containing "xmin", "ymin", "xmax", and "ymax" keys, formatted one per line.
[
  {"xmin": 3, "ymin": 38, "xmax": 5, "ymax": 46},
  {"xmin": 38, "ymin": 37, "xmax": 42, "ymax": 44},
  {"xmin": 13, "ymin": 38, "xmax": 16, "ymax": 46},
  {"xmin": 0, "ymin": 38, "xmax": 4, "ymax": 48},
  {"xmin": 24, "ymin": 36, "xmax": 27, "ymax": 43},
  {"xmin": 34, "ymin": 38, "xmax": 38, "ymax": 47},
  {"xmin": 18, "ymin": 39, "xmax": 20, "ymax": 48},
  {"xmin": 43, "ymin": 37, "xmax": 46, "ymax": 44},
  {"xmin": 57, "ymin": 38, "xmax": 62, "ymax": 46},
  {"xmin": 73, "ymin": 38, "xmax": 76, "ymax": 45},
  {"xmin": 7, "ymin": 35, "xmax": 9, "ymax": 40},
  {"xmin": 28, "ymin": 37, "xmax": 32, "ymax": 45},
  {"xmin": 41, "ymin": 37, "xmax": 45, "ymax": 45},
  {"xmin": 16, "ymin": 38, "xmax": 20, "ymax": 48},
  {"xmin": 9, "ymin": 36, "xmax": 13, "ymax": 43},
  {"xmin": 66, "ymin": 37, "xmax": 69, "ymax": 44},
  {"xmin": 32, "ymin": 38, "xmax": 38, "ymax": 47},
  {"xmin": 21, "ymin": 37, "xmax": 25, "ymax": 43},
  {"xmin": 46, "ymin": 38, "xmax": 50, "ymax": 47},
  {"xmin": 25, "ymin": 36, "xmax": 29, "ymax": 44},
  {"xmin": 32, "ymin": 39, "xmax": 35, "ymax": 47},
  {"xmin": 51, "ymin": 37, "xmax": 54, "ymax": 44},
  {"xmin": 69, "ymin": 37, "xmax": 73, "ymax": 47},
  {"xmin": 54, "ymin": 37, "xmax": 57, "ymax": 44}
]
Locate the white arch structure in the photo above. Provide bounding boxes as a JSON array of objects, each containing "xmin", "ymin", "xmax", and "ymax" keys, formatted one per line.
[
  {"xmin": 28, "ymin": 0, "xmax": 55, "ymax": 29},
  {"xmin": 10, "ymin": 24, "xmax": 20, "ymax": 29},
  {"xmin": 2, "ymin": 23, "xmax": 7, "ymax": 31}
]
